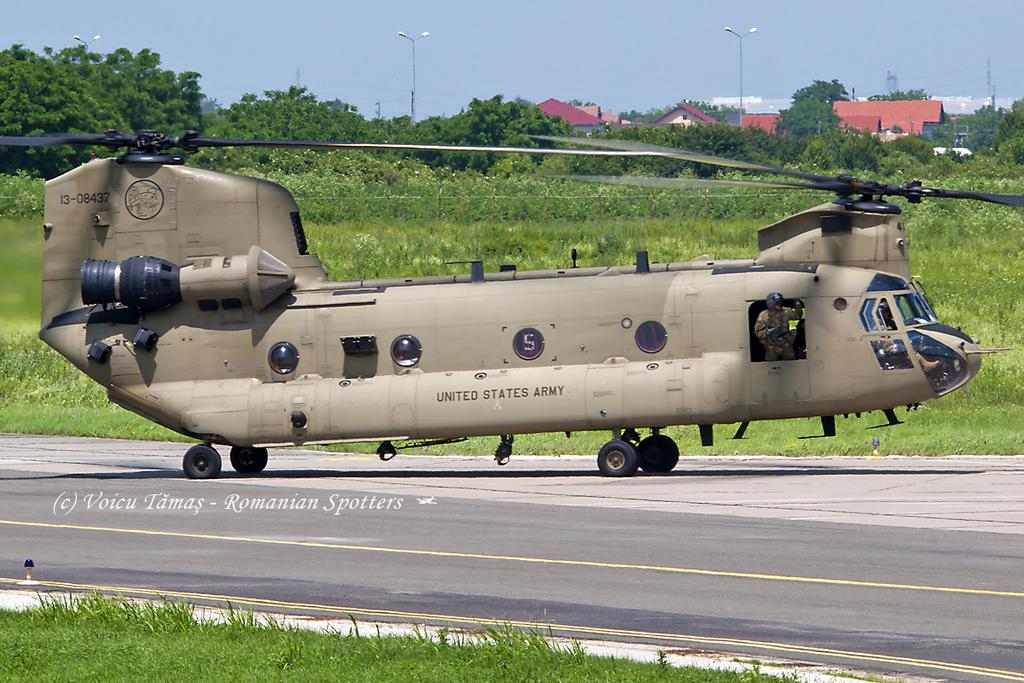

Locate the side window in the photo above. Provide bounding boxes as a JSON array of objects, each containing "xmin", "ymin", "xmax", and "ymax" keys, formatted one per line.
[{"xmin": 860, "ymin": 297, "xmax": 897, "ymax": 332}]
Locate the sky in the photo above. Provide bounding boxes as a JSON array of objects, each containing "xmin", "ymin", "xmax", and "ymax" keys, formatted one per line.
[{"xmin": 4, "ymin": 0, "xmax": 1022, "ymax": 120}]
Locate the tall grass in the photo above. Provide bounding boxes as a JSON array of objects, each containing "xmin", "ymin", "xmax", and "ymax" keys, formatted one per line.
[{"xmin": 0, "ymin": 593, "xmax": 790, "ymax": 682}]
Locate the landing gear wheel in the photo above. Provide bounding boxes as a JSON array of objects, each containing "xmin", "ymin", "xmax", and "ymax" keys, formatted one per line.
[
  {"xmin": 377, "ymin": 441, "xmax": 397, "ymax": 461},
  {"xmin": 637, "ymin": 434, "xmax": 679, "ymax": 473},
  {"xmin": 229, "ymin": 446, "xmax": 268, "ymax": 474},
  {"xmin": 597, "ymin": 439, "xmax": 639, "ymax": 477},
  {"xmin": 183, "ymin": 444, "xmax": 222, "ymax": 479},
  {"xmin": 494, "ymin": 435, "xmax": 513, "ymax": 466}
]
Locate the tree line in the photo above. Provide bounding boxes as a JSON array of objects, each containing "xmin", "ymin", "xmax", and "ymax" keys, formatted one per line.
[{"xmin": 2, "ymin": 44, "xmax": 1024, "ymax": 180}]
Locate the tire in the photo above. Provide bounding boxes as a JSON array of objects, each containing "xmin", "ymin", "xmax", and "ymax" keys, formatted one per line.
[
  {"xmin": 183, "ymin": 444, "xmax": 222, "ymax": 479},
  {"xmin": 230, "ymin": 446, "xmax": 268, "ymax": 474},
  {"xmin": 637, "ymin": 434, "xmax": 680, "ymax": 473},
  {"xmin": 597, "ymin": 439, "xmax": 639, "ymax": 477}
]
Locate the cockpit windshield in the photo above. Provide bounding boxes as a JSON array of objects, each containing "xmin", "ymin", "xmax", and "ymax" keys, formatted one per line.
[
  {"xmin": 895, "ymin": 293, "xmax": 938, "ymax": 326},
  {"xmin": 908, "ymin": 330, "xmax": 969, "ymax": 395}
]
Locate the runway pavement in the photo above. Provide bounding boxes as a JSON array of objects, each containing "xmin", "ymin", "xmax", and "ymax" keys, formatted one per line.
[{"xmin": 2, "ymin": 434, "xmax": 1023, "ymax": 681}]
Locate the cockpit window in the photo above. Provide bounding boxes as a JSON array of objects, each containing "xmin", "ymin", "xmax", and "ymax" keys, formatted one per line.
[
  {"xmin": 895, "ymin": 293, "xmax": 937, "ymax": 326},
  {"xmin": 871, "ymin": 339, "xmax": 914, "ymax": 370},
  {"xmin": 860, "ymin": 297, "xmax": 898, "ymax": 332},
  {"xmin": 908, "ymin": 330, "xmax": 969, "ymax": 395},
  {"xmin": 867, "ymin": 273, "xmax": 910, "ymax": 292}
]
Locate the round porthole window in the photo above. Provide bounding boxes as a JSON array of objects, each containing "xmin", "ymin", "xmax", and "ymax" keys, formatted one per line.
[
  {"xmin": 391, "ymin": 335, "xmax": 422, "ymax": 367},
  {"xmin": 268, "ymin": 342, "xmax": 300, "ymax": 374},
  {"xmin": 513, "ymin": 327, "xmax": 545, "ymax": 361},
  {"xmin": 635, "ymin": 321, "xmax": 667, "ymax": 354}
]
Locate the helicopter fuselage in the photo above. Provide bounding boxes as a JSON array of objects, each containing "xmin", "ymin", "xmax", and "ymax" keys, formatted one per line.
[{"xmin": 37, "ymin": 159, "xmax": 981, "ymax": 458}]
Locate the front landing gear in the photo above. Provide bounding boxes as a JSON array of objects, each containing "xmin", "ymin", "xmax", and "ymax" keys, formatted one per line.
[
  {"xmin": 230, "ymin": 446, "xmax": 268, "ymax": 474},
  {"xmin": 636, "ymin": 434, "xmax": 679, "ymax": 473},
  {"xmin": 183, "ymin": 444, "xmax": 221, "ymax": 479},
  {"xmin": 597, "ymin": 439, "xmax": 639, "ymax": 477},
  {"xmin": 597, "ymin": 429, "xmax": 680, "ymax": 476}
]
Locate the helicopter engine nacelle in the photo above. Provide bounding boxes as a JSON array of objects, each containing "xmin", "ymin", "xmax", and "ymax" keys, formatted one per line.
[{"xmin": 80, "ymin": 245, "xmax": 295, "ymax": 313}]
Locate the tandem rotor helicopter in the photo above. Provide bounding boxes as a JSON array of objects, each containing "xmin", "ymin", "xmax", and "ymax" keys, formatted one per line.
[{"xmin": 2, "ymin": 130, "xmax": 1020, "ymax": 479}]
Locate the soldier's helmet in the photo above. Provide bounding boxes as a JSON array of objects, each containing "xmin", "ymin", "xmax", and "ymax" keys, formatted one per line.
[{"xmin": 766, "ymin": 292, "xmax": 784, "ymax": 308}]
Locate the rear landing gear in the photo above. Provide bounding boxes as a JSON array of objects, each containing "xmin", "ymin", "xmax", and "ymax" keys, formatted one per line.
[
  {"xmin": 230, "ymin": 446, "xmax": 268, "ymax": 474},
  {"xmin": 183, "ymin": 444, "xmax": 221, "ymax": 479}
]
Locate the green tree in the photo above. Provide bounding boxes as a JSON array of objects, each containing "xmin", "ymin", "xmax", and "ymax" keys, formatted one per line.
[
  {"xmin": 868, "ymin": 89, "xmax": 930, "ymax": 101},
  {"xmin": 778, "ymin": 99, "xmax": 839, "ymax": 137},
  {"xmin": 791, "ymin": 79, "xmax": 849, "ymax": 104},
  {"xmin": 0, "ymin": 45, "xmax": 116, "ymax": 176},
  {"xmin": 993, "ymin": 103, "xmax": 1024, "ymax": 149}
]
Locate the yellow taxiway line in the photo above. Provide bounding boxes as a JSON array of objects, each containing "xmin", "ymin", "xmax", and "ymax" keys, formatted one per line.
[
  {"xmin": 2, "ymin": 518, "xmax": 1023, "ymax": 600},
  {"xmin": 1, "ymin": 577, "xmax": 1022, "ymax": 681}
]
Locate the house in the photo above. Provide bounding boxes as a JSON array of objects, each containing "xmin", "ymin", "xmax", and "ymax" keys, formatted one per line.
[
  {"xmin": 652, "ymin": 103, "xmax": 717, "ymax": 127},
  {"xmin": 578, "ymin": 105, "xmax": 621, "ymax": 125},
  {"xmin": 832, "ymin": 100, "xmax": 945, "ymax": 137},
  {"xmin": 741, "ymin": 113, "xmax": 780, "ymax": 134},
  {"xmin": 537, "ymin": 98, "xmax": 607, "ymax": 133},
  {"xmin": 838, "ymin": 114, "xmax": 881, "ymax": 134}
]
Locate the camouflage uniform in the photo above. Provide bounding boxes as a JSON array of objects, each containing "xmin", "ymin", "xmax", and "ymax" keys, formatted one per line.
[{"xmin": 755, "ymin": 304, "xmax": 803, "ymax": 361}]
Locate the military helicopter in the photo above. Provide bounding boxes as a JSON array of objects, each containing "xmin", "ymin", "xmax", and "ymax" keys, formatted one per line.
[{"xmin": 2, "ymin": 130, "xmax": 1020, "ymax": 479}]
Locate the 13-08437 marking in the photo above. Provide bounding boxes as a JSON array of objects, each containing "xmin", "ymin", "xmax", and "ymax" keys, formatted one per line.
[{"xmin": 59, "ymin": 192, "xmax": 110, "ymax": 205}]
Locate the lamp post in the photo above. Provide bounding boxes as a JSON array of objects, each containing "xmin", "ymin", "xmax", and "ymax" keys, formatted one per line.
[
  {"xmin": 73, "ymin": 34, "xmax": 101, "ymax": 48},
  {"xmin": 397, "ymin": 31, "xmax": 429, "ymax": 123},
  {"xmin": 723, "ymin": 26, "xmax": 757, "ymax": 122}
]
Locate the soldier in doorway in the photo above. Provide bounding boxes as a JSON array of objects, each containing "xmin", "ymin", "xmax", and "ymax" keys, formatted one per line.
[{"xmin": 755, "ymin": 292, "xmax": 803, "ymax": 361}]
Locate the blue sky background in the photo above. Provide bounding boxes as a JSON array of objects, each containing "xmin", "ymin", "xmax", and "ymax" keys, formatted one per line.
[{"xmin": 4, "ymin": 0, "xmax": 1021, "ymax": 118}]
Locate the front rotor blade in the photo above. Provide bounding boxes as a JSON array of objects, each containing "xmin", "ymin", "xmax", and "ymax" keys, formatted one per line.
[
  {"xmin": 556, "ymin": 175, "xmax": 820, "ymax": 192},
  {"xmin": 533, "ymin": 135, "xmax": 834, "ymax": 183},
  {"xmin": 916, "ymin": 187, "xmax": 1024, "ymax": 208}
]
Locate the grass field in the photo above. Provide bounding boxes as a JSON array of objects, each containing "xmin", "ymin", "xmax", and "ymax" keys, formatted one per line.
[
  {"xmin": 1, "ymin": 194, "xmax": 1022, "ymax": 456},
  {"xmin": 0, "ymin": 593, "xmax": 791, "ymax": 682}
]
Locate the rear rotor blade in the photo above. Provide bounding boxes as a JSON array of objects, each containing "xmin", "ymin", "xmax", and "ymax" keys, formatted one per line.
[
  {"xmin": 0, "ymin": 133, "xmax": 128, "ymax": 148},
  {"xmin": 181, "ymin": 136, "xmax": 666, "ymax": 158}
]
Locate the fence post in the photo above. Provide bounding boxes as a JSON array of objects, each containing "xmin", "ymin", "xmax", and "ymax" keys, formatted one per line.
[
  {"xmin": 491, "ymin": 187, "xmax": 497, "ymax": 223},
  {"xmin": 598, "ymin": 189, "xmax": 604, "ymax": 220},
  {"xmin": 386, "ymin": 188, "xmax": 392, "ymax": 222},
  {"xmin": 437, "ymin": 186, "xmax": 443, "ymax": 220},
  {"xmin": 544, "ymin": 188, "xmax": 549, "ymax": 221},
  {"xmin": 651, "ymin": 191, "xmax": 656, "ymax": 219}
]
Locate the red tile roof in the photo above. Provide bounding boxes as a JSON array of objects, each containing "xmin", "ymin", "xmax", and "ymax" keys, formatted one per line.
[
  {"xmin": 742, "ymin": 113, "xmax": 779, "ymax": 134},
  {"xmin": 653, "ymin": 103, "xmax": 717, "ymax": 125},
  {"xmin": 537, "ymin": 98, "xmax": 606, "ymax": 127},
  {"xmin": 832, "ymin": 100, "xmax": 943, "ymax": 135},
  {"xmin": 839, "ymin": 114, "xmax": 881, "ymax": 133}
]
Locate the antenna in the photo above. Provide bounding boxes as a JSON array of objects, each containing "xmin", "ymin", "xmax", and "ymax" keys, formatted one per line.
[
  {"xmin": 986, "ymin": 57, "xmax": 992, "ymax": 107},
  {"xmin": 886, "ymin": 70, "xmax": 899, "ymax": 95}
]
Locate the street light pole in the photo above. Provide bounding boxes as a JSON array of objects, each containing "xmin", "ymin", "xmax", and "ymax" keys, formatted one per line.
[
  {"xmin": 723, "ymin": 26, "xmax": 757, "ymax": 122},
  {"xmin": 73, "ymin": 34, "xmax": 101, "ymax": 48},
  {"xmin": 397, "ymin": 31, "xmax": 429, "ymax": 123}
]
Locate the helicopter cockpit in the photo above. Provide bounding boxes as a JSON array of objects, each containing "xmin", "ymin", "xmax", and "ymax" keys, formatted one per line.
[{"xmin": 859, "ymin": 273, "xmax": 973, "ymax": 395}]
